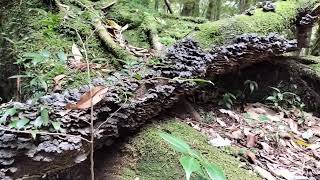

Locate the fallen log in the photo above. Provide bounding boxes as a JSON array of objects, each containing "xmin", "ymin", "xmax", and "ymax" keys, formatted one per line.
[{"xmin": 0, "ymin": 0, "xmax": 320, "ymax": 179}]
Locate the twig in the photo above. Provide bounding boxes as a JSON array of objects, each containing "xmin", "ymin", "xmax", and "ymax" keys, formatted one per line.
[
  {"xmin": 101, "ymin": 1, "xmax": 116, "ymax": 10},
  {"xmin": 0, "ymin": 126, "xmax": 91, "ymax": 143},
  {"xmin": 95, "ymin": 93, "xmax": 128, "ymax": 132},
  {"xmin": 76, "ymin": 30, "xmax": 95, "ymax": 180}
]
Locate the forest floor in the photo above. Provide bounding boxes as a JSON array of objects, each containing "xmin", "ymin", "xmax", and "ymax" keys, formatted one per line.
[{"xmin": 88, "ymin": 100, "xmax": 320, "ymax": 180}]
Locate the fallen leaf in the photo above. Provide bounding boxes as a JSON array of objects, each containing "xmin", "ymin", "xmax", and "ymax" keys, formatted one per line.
[
  {"xmin": 246, "ymin": 133, "xmax": 257, "ymax": 148},
  {"xmin": 286, "ymin": 119, "xmax": 300, "ymax": 134},
  {"xmin": 307, "ymin": 143, "xmax": 320, "ymax": 150},
  {"xmin": 271, "ymin": 168, "xmax": 304, "ymax": 180},
  {"xmin": 66, "ymin": 86, "xmax": 108, "ymax": 110},
  {"xmin": 253, "ymin": 165, "xmax": 276, "ymax": 180},
  {"xmin": 208, "ymin": 134, "xmax": 231, "ymax": 147},
  {"xmin": 294, "ymin": 139, "xmax": 310, "ymax": 147},
  {"xmin": 53, "ymin": 74, "xmax": 66, "ymax": 92},
  {"xmin": 216, "ymin": 117, "xmax": 226, "ymax": 127},
  {"xmin": 259, "ymin": 142, "xmax": 273, "ymax": 153},
  {"xmin": 219, "ymin": 109, "xmax": 240, "ymax": 122},
  {"xmin": 72, "ymin": 43, "xmax": 83, "ymax": 63},
  {"xmin": 302, "ymin": 129, "xmax": 313, "ymax": 140},
  {"xmin": 245, "ymin": 150, "xmax": 257, "ymax": 164},
  {"xmin": 53, "ymin": 75, "xmax": 66, "ymax": 84},
  {"xmin": 231, "ymin": 129, "xmax": 242, "ymax": 139},
  {"xmin": 312, "ymin": 126, "xmax": 320, "ymax": 137}
]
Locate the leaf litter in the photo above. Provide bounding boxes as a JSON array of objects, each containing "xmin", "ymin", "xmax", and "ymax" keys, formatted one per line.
[{"xmin": 184, "ymin": 102, "xmax": 320, "ymax": 179}]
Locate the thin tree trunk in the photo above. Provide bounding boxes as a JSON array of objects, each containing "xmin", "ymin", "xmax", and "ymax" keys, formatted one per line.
[
  {"xmin": 181, "ymin": 0, "xmax": 199, "ymax": 17},
  {"xmin": 164, "ymin": 0, "xmax": 173, "ymax": 14},
  {"xmin": 206, "ymin": 0, "xmax": 214, "ymax": 20},
  {"xmin": 214, "ymin": 0, "xmax": 222, "ymax": 21},
  {"xmin": 155, "ymin": 0, "xmax": 159, "ymax": 11}
]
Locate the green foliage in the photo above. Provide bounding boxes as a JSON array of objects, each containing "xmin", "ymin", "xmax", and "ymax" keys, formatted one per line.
[
  {"xmin": 219, "ymin": 93, "xmax": 237, "ymax": 109},
  {"xmin": 266, "ymin": 87, "xmax": 305, "ymax": 110},
  {"xmin": 0, "ymin": 108, "xmax": 17, "ymax": 124},
  {"xmin": 0, "ymin": 106, "xmax": 61, "ymax": 134},
  {"xmin": 159, "ymin": 132, "xmax": 226, "ymax": 180}
]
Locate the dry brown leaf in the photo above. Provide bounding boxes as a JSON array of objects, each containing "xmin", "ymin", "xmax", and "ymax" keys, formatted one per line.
[
  {"xmin": 219, "ymin": 109, "xmax": 240, "ymax": 122},
  {"xmin": 52, "ymin": 74, "xmax": 66, "ymax": 92},
  {"xmin": 245, "ymin": 150, "xmax": 257, "ymax": 163},
  {"xmin": 286, "ymin": 118, "xmax": 300, "ymax": 134},
  {"xmin": 216, "ymin": 117, "xmax": 227, "ymax": 127},
  {"xmin": 231, "ymin": 129, "xmax": 242, "ymax": 139},
  {"xmin": 66, "ymin": 86, "xmax": 108, "ymax": 110},
  {"xmin": 246, "ymin": 133, "xmax": 257, "ymax": 147},
  {"xmin": 259, "ymin": 142, "xmax": 273, "ymax": 153},
  {"xmin": 72, "ymin": 62, "xmax": 103, "ymax": 71},
  {"xmin": 312, "ymin": 126, "xmax": 320, "ymax": 137},
  {"xmin": 53, "ymin": 75, "xmax": 66, "ymax": 84},
  {"xmin": 72, "ymin": 43, "xmax": 83, "ymax": 63}
]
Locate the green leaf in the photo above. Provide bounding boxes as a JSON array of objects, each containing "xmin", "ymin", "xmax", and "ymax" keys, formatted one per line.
[
  {"xmin": 205, "ymin": 163, "xmax": 226, "ymax": 180},
  {"xmin": 51, "ymin": 121, "xmax": 62, "ymax": 131},
  {"xmin": 0, "ymin": 108, "xmax": 17, "ymax": 124},
  {"xmin": 249, "ymin": 83, "xmax": 255, "ymax": 93},
  {"xmin": 41, "ymin": 50, "xmax": 50, "ymax": 59},
  {"xmin": 258, "ymin": 115, "xmax": 270, "ymax": 122},
  {"xmin": 179, "ymin": 156, "xmax": 201, "ymax": 180},
  {"xmin": 16, "ymin": 118, "xmax": 30, "ymax": 129},
  {"xmin": 270, "ymin": 87, "xmax": 280, "ymax": 93},
  {"xmin": 8, "ymin": 74, "xmax": 33, "ymax": 79},
  {"xmin": 38, "ymin": 77, "xmax": 48, "ymax": 92},
  {"xmin": 33, "ymin": 116, "xmax": 43, "ymax": 128},
  {"xmin": 134, "ymin": 73, "xmax": 143, "ymax": 80},
  {"xmin": 159, "ymin": 132, "xmax": 191, "ymax": 153},
  {"xmin": 9, "ymin": 119, "xmax": 18, "ymax": 129},
  {"xmin": 266, "ymin": 96, "xmax": 276, "ymax": 102},
  {"xmin": 40, "ymin": 108, "xmax": 49, "ymax": 126},
  {"xmin": 277, "ymin": 93, "xmax": 283, "ymax": 101}
]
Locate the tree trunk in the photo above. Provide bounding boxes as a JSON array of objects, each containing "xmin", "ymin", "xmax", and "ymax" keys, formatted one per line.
[
  {"xmin": 214, "ymin": 0, "xmax": 222, "ymax": 21},
  {"xmin": 181, "ymin": 0, "xmax": 199, "ymax": 17},
  {"xmin": 206, "ymin": 0, "xmax": 214, "ymax": 20},
  {"xmin": 164, "ymin": 0, "xmax": 174, "ymax": 14}
]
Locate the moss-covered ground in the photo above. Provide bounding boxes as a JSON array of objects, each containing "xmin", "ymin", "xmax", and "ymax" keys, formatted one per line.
[{"xmin": 116, "ymin": 120, "xmax": 260, "ymax": 180}]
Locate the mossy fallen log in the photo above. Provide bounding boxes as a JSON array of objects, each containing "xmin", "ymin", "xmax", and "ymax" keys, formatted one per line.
[
  {"xmin": 97, "ymin": 120, "xmax": 260, "ymax": 180},
  {"xmin": 0, "ymin": 0, "xmax": 320, "ymax": 179}
]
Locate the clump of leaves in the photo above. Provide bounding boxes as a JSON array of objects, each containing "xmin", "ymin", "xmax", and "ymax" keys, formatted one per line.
[
  {"xmin": 0, "ymin": 106, "xmax": 62, "ymax": 138},
  {"xmin": 159, "ymin": 132, "xmax": 226, "ymax": 180},
  {"xmin": 266, "ymin": 87, "xmax": 305, "ymax": 110},
  {"xmin": 11, "ymin": 50, "xmax": 67, "ymax": 99},
  {"xmin": 219, "ymin": 93, "xmax": 237, "ymax": 109}
]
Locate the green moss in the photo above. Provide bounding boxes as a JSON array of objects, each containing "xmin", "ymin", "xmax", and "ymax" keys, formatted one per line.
[
  {"xmin": 195, "ymin": 0, "xmax": 298, "ymax": 47},
  {"xmin": 0, "ymin": 0, "xmax": 117, "ymax": 99},
  {"xmin": 119, "ymin": 120, "xmax": 260, "ymax": 180}
]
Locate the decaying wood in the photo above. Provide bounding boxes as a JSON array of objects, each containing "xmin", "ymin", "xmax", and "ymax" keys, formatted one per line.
[
  {"xmin": 1, "ymin": 1, "xmax": 320, "ymax": 179},
  {"xmin": 146, "ymin": 29, "xmax": 164, "ymax": 52},
  {"xmin": 93, "ymin": 19, "xmax": 134, "ymax": 60}
]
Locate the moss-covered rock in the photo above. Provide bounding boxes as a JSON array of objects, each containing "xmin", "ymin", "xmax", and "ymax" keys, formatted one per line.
[{"xmin": 119, "ymin": 120, "xmax": 260, "ymax": 180}]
